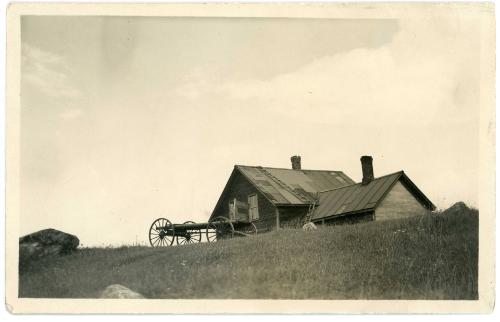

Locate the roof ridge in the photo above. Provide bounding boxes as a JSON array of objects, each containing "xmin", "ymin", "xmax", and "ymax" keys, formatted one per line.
[
  {"xmin": 317, "ymin": 170, "xmax": 404, "ymax": 194},
  {"xmin": 235, "ymin": 164, "xmax": 346, "ymax": 173}
]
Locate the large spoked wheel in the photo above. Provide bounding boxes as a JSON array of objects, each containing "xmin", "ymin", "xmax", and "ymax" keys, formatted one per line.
[
  {"xmin": 149, "ymin": 218, "xmax": 175, "ymax": 247},
  {"xmin": 206, "ymin": 216, "xmax": 234, "ymax": 243},
  {"xmin": 176, "ymin": 221, "xmax": 202, "ymax": 245},
  {"xmin": 234, "ymin": 222, "xmax": 258, "ymax": 237},
  {"xmin": 243, "ymin": 222, "xmax": 258, "ymax": 236}
]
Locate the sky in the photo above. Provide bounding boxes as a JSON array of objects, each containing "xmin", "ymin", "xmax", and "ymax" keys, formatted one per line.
[{"xmin": 21, "ymin": 16, "xmax": 480, "ymax": 246}]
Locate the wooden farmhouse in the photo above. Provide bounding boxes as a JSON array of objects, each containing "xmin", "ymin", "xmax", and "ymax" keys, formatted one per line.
[{"xmin": 209, "ymin": 155, "xmax": 436, "ymax": 232}]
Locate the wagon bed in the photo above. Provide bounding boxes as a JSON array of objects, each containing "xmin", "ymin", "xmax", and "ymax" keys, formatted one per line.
[{"xmin": 149, "ymin": 216, "xmax": 257, "ymax": 247}]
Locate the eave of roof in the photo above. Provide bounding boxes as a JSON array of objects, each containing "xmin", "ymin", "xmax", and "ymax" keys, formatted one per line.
[
  {"xmin": 312, "ymin": 208, "xmax": 376, "ymax": 223},
  {"xmin": 396, "ymin": 172, "xmax": 436, "ymax": 211}
]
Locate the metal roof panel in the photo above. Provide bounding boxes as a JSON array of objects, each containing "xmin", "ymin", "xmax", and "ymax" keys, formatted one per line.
[
  {"xmin": 312, "ymin": 172, "xmax": 403, "ymax": 220},
  {"xmin": 237, "ymin": 166, "xmax": 291, "ymax": 204},
  {"xmin": 236, "ymin": 165, "xmax": 354, "ymax": 205}
]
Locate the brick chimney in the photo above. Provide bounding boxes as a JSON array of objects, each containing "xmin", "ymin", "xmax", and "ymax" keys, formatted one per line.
[
  {"xmin": 361, "ymin": 155, "xmax": 374, "ymax": 185},
  {"xmin": 291, "ymin": 155, "xmax": 301, "ymax": 170}
]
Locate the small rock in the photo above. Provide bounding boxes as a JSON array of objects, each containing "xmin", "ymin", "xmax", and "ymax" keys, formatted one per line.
[
  {"xmin": 100, "ymin": 284, "xmax": 145, "ymax": 299},
  {"xmin": 302, "ymin": 222, "xmax": 317, "ymax": 231}
]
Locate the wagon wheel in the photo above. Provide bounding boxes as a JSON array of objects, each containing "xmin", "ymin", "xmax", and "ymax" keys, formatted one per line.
[
  {"xmin": 149, "ymin": 218, "xmax": 175, "ymax": 247},
  {"xmin": 244, "ymin": 222, "xmax": 258, "ymax": 235},
  {"xmin": 176, "ymin": 221, "xmax": 202, "ymax": 245},
  {"xmin": 206, "ymin": 216, "xmax": 234, "ymax": 243},
  {"xmin": 234, "ymin": 222, "xmax": 258, "ymax": 237}
]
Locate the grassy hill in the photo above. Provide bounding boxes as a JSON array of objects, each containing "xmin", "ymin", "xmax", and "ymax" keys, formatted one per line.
[{"xmin": 19, "ymin": 205, "xmax": 478, "ymax": 299}]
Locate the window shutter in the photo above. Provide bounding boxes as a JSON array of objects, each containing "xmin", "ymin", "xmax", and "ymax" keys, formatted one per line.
[
  {"xmin": 248, "ymin": 194, "xmax": 259, "ymax": 221},
  {"xmin": 229, "ymin": 199, "xmax": 236, "ymax": 221}
]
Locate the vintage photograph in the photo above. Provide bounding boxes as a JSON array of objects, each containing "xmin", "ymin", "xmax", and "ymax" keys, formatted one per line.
[{"xmin": 5, "ymin": 2, "xmax": 495, "ymax": 314}]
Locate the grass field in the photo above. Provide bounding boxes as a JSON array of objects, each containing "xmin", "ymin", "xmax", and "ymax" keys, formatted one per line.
[{"xmin": 19, "ymin": 205, "xmax": 478, "ymax": 299}]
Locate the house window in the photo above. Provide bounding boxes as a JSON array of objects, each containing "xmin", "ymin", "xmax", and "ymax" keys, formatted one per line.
[{"xmin": 248, "ymin": 194, "xmax": 259, "ymax": 221}]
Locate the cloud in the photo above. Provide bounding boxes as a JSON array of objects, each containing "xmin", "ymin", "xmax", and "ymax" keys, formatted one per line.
[
  {"xmin": 22, "ymin": 43, "xmax": 81, "ymax": 98},
  {"xmin": 175, "ymin": 19, "xmax": 478, "ymax": 127}
]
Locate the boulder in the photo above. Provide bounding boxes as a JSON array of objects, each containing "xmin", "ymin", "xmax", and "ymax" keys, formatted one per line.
[
  {"xmin": 100, "ymin": 284, "xmax": 145, "ymax": 299},
  {"xmin": 19, "ymin": 228, "xmax": 79, "ymax": 262},
  {"xmin": 302, "ymin": 222, "xmax": 317, "ymax": 231},
  {"xmin": 443, "ymin": 202, "xmax": 470, "ymax": 216}
]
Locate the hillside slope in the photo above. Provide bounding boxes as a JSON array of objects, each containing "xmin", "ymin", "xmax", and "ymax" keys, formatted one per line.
[{"xmin": 19, "ymin": 206, "xmax": 478, "ymax": 299}]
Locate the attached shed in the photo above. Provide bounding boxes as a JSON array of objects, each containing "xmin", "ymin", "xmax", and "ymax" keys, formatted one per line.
[{"xmin": 311, "ymin": 169, "xmax": 436, "ymax": 225}]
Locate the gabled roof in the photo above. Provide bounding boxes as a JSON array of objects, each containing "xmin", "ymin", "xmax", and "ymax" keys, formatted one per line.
[
  {"xmin": 235, "ymin": 165, "xmax": 355, "ymax": 205},
  {"xmin": 311, "ymin": 171, "xmax": 436, "ymax": 221},
  {"xmin": 211, "ymin": 165, "xmax": 355, "ymax": 219}
]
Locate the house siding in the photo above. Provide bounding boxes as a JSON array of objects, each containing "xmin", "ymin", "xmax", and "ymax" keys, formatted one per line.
[
  {"xmin": 211, "ymin": 170, "xmax": 277, "ymax": 233},
  {"xmin": 375, "ymin": 181, "xmax": 429, "ymax": 220}
]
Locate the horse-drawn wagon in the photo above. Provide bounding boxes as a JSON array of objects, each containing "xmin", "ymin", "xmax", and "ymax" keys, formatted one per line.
[{"xmin": 148, "ymin": 198, "xmax": 257, "ymax": 246}]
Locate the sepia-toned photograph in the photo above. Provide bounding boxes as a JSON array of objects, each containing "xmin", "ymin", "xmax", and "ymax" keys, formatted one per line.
[{"xmin": 5, "ymin": 2, "xmax": 495, "ymax": 314}]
